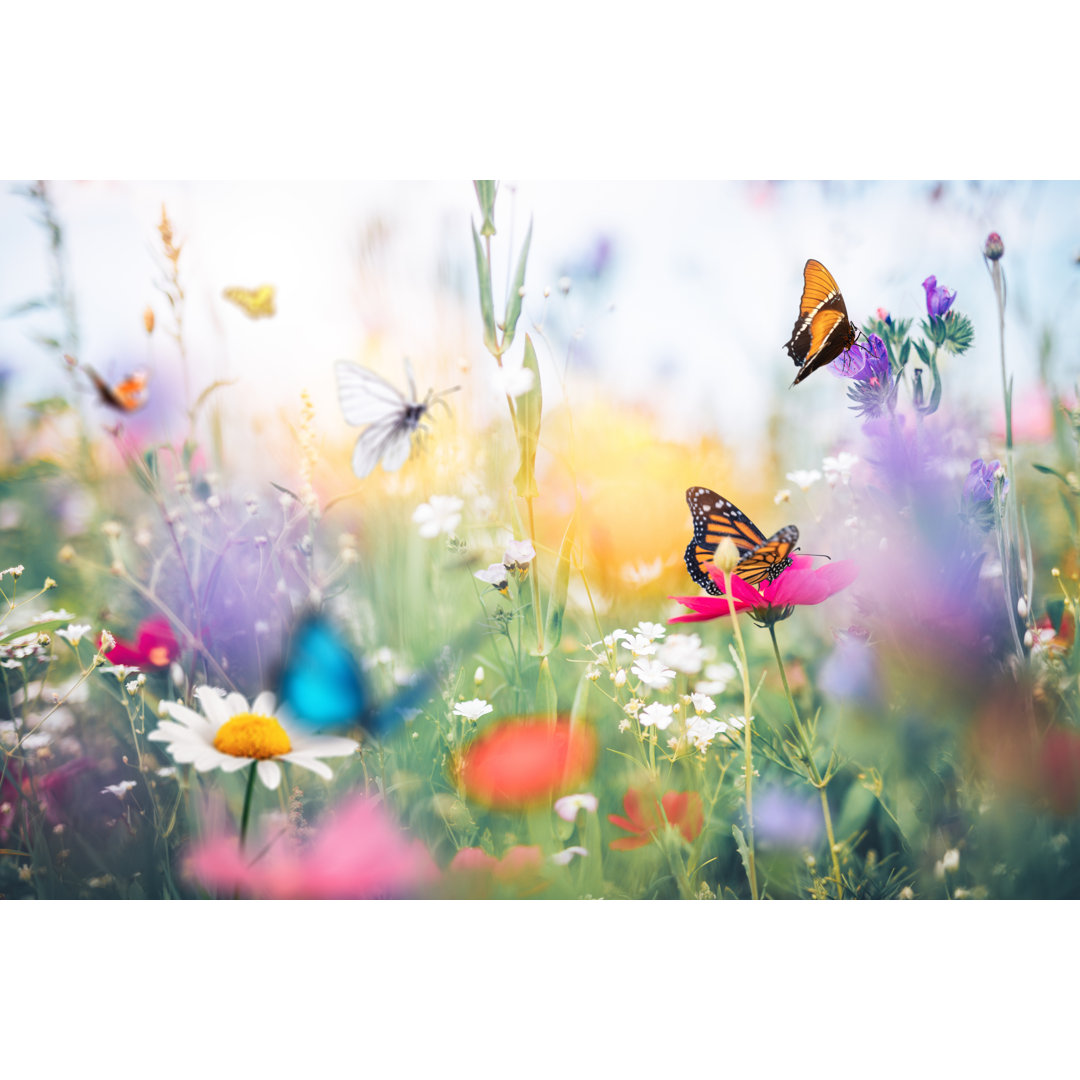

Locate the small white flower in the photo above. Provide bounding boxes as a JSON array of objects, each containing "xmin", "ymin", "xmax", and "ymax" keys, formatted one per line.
[
  {"xmin": 695, "ymin": 662, "xmax": 737, "ymax": 696},
  {"xmin": 501, "ymin": 364, "xmax": 536, "ymax": 398},
  {"xmin": 554, "ymin": 793, "xmax": 598, "ymax": 821},
  {"xmin": 934, "ymin": 848, "xmax": 961, "ymax": 879},
  {"xmin": 412, "ymin": 495, "xmax": 464, "ymax": 538},
  {"xmin": 622, "ymin": 633, "xmax": 658, "ymax": 657},
  {"xmin": 618, "ymin": 718, "xmax": 631, "ymax": 732},
  {"xmin": 689, "ymin": 692, "xmax": 716, "ymax": 715},
  {"xmin": 55, "ymin": 624, "xmax": 92, "ymax": 646},
  {"xmin": 686, "ymin": 716, "xmax": 726, "ymax": 753},
  {"xmin": 623, "ymin": 698, "xmax": 644, "ymax": 718},
  {"xmin": 0, "ymin": 565, "xmax": 25, "ymax": 579},
  {"xmin": 156, "ymin": 766, "xmax": 176, "ymax": 778},
  {"xmin": 726, "ymin": 715, "xmax": 748, "ymax": 730},
  {"xmin": 148, "ymin": 687, "xmax": 358, "ymax": 791},
  {"xmin": 101, "ymin": 780, "xmax": 137, "ymax": 801},
  {"xmin": 612, "ymin": 669, "xmax": 627, "ymax": 688},
  {"xmin": 774, "ymin": 488, "xmax": 791, "ymax": 505},
  {"xmin": 551, "ymin": 846, "xmax": 588, "ymax": 866},
  {"xmin": 633, "ymin": 621, "xmax": 667, "ymax": 642},
  {"xmin": 37, "ymin": 609, "xmax": 76, "ymax": 622},
  {"xmin": 632, "ymin": 657, "xmax": 676, "ymax": 690},
  {"xmin": 786, "ymin": 470, "xmax": 822, "ymax": 491},
  {"xmin": 473, "ymin": 666, "xmax": 485, "ymax": 685},
  {"xmin": 658, "ymin": 632, "xmax": 708, "ymax": 675},
  {"xmin": 623, "ymin": 558, "xmax": 664, "ymax": 586},
  {"xmin": 823, "ymin": 451, "xmax": 859, "ymax": 487},
  {"xmin": 453, "ymin": 698, "xmax": 493, "ymax": 722},
  {"xmin": 503, "ymin": 539, "xmax": 536, "ymax": 566},
  {"xmin": 99, "ymin": 629, "xmax": 115, "ymax": 652},
  {"xmin": 474, "ymin": 563, "xmax": 509, "ymax": 589},
  {"xmin": 639, "ymin": 703, "xmax": 675, "ymax": 730}
]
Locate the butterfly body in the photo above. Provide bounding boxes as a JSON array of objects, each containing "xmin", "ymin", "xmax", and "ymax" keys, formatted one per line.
[
  {"xmin": 223, "ymin": 284, "xmax": 276, "ymax": 319},
  {"xmin": 785, "ymin": 259, "xmax": 859, "ymax": 386},
  {"xmin": 684, "ymin": 486, "xmax": 798, "ymax": 595},
  {"xmin": 85, "ymin": 365, "xmax": 149, "ymax": 412},
  {"xmin": 335, "ymin": 359, "xmax": 457, "ymax": 478},
  {"xmin": 277, "ymin": 613, "xmax": 468, "ymax": 737}
]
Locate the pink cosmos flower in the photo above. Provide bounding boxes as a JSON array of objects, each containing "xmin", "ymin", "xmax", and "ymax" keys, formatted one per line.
[
  {"xmin": 103, "ymin": 616, "xmax": 180, "ymax": 670},
  {"xmin": 670, "ymin": 556, "xmax": 858, "ymax": 626},
  {"xmin": 185, "ymin": 794, "xmax": 439, "ymax": 899}
]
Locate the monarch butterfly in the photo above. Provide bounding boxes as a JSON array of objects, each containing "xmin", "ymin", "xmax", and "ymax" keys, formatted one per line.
[
  {"xmin": 223, "ymin": 284, "xmax": 276, "ymax": 319},
  {"xmin": 84, "ymin": 365, "xmax": 149, "ymax": 412},
  {"xmin": 683, "ymin": 486, "xmax": 798, "ymax": 594},
  {"xmin": 784, "ymin": 259, "xmax": 859, "ymax": 386},
  {"xmin": 335, "ymin": 358, "xmax": 458, "ymax": 478}
]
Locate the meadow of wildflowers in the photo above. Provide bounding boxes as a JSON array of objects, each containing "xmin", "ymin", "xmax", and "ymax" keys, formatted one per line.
[{"xmin": 3, "ymin": 180, "xmax": 1080, "ymax": 901}]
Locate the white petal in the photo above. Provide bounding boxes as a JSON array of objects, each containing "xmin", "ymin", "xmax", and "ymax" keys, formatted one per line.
[
  {"xmin": 280, "ymin": 754, "xmax": 332, "ymax": 780},
  {"xmin": 289, "ymin": 733, "xmax": 359, "ymax": 758},
  {"xmin": 195, "ymin": 687, "xmax": 232, "ymax": 727},
  {"xmin": 257, "ymin": 759, "xmax": 282, "ymax": 789},
  {"xmin": 224, "ymin": 692, "xmax": 250, "ymax": 717},
  {"xmin": 162, "ymin": 701, "xmax": 214, "ymax": 734},
  {"xmin": 251, "ymin": 690, "xmax": 277, "ymax": 717},
  {"xmin": 217, "ymin": 754, "xmax": 253, "ymax": 773}
]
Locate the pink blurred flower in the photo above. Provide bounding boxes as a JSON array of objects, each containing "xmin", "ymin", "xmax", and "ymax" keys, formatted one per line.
[
  {"xmin": 185, "ymin": 794, "xmax": 439, "ymax": 899},
  {"xmin": 103, "ymin": 616, "xmax": 180, "ymax": 670},
  {"xmin": 446, "ymin": 845, "xmax": 548, "ymax": 897},
  {"xmin": 669, "ymin": 556, "xmax": 859, "ymax": 626}
]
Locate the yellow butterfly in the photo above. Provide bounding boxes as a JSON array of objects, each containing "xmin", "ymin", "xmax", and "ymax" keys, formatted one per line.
[{"xmin": 223, "ymin": 284, "xmax": 276, "ymax": 319}]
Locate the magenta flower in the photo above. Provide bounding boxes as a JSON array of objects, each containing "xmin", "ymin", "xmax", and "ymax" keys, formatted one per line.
[
  {"xmin": 185, "ymin": 794, "xmax": 439, "ymax": 899},
  {"xmin": 921, "ymin": 274, "xmax": 956, "ymax": 318},
  {"xmin": 670, "ymin": 556, "xmax": 859, "ymax": 627}
]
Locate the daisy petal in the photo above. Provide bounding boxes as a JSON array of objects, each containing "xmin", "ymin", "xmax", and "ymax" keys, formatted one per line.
[
  {"xmin": 251, "ymin": 690, "xmax": 277, "ymax": 717},
  {"xmin": 195, "ymin": 687, "xmax": 232, "ymax": 727},
  {"xmin": 257, "ymin": 759, "xmax": 282, "ymax": 789},
  {"xmin": 224, "ymin": 692, "xmax": 251, "ymax": 717},
  {"xmin": 281, "ymin": 754, "xmax": 333, "ymax": 780}
]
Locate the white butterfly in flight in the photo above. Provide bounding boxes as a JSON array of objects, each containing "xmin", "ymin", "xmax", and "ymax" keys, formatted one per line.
[{"xmin": 335, "ymin": 359, "xmax": 458, "ymax": 478}]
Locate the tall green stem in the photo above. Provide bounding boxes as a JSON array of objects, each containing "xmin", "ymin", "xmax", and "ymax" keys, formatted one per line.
[
  {"xmin": 767, "ymin": 624, "xmax": 843, "ymax": 899},
  {"xmin": 239, "ymin": 761, "xmax": 258, "ymax": 851},
  {"xmin": 723, "ymin": 571, "xmax": 757, "ymax": 900}
]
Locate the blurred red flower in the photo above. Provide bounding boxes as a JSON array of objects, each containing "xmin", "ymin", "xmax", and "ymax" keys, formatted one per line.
[
  {"xmin": 457, "ymin": 718, "xmax": 596, "ymax": 810},
  {"xmin": 103, "ymin": 616, "xmax": 180, "ymax": 669},
  {"xmin": 609, "ymin": 788, "xmax": 704, "ymax": 851}
]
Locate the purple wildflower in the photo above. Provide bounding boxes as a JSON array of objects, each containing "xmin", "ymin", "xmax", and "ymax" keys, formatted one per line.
[
  {"xmin": 963, "ymin": 458, "xmax": 1006, "ymax": 504},
  {"xmin": 752, "ymin": 787, "xmax": 824, "ymax": 851},
  {"xmin": 922, "ymin": 275, "xmax": 956, "ymax": 318},
  {"xmin": 832, "ymin": 334, "xmax": 895, "ymax": 419}
]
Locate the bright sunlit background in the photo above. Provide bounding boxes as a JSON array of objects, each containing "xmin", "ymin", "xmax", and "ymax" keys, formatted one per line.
[{"xmin": 2, "ymin": 181, "xmax": 1077, "ymax": 479}]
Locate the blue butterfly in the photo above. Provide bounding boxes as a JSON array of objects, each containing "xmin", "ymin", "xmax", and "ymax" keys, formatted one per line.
[{"xmin": 277, "ymin": 613, "xmax": 457, "ymax": 736}]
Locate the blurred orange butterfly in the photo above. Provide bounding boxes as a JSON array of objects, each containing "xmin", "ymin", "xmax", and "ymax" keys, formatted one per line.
[
  {"xmin": 84, "ymin": 365, "xmax": 149, "ymax": 412},
  {"xmin": 784, "ymin": 259, "xmax": 859, "ymax": 386},
  {"xmin": 684, "ymin": 487, "xmax": 798, "ymax": 594},
  {"xmin": 223, "ymin": 284, "xmax": 276, "ymax": 319}
]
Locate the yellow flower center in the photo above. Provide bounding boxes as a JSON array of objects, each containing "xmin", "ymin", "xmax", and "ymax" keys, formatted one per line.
[
  {"xmin": 148, "ymin": 645, "xmax": 171, "ymax": 666},
  {"xmin": 213, "ymin": 713, "xmax": 292, "ymax": 759}
]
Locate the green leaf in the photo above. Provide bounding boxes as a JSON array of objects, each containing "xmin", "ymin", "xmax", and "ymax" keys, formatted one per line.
[
  {"xmin": 471, "ymin": 220, "xmax": 498, "ymax": 355},
  {"xmin": 542, "ymin": 510, "xmax": 576, "ymax": 654},
  {"xmin": 0, "ymin": 618, "xmax": 72, "ymax": 644},
  {"xmin": 536, "ymin": 656, "xmax": 557, "ymax": 723},
  {"xmin": 942, "ymin": 311, "xmax": 974, "ymax": 354},
  {"xmin": 732, "ymin": 824, "xmax": 752, "ymax": 887},
  {"xmin": 501, "ymin": 217, "xmax": 532, "ymax": 352},
  {"xmin": 898, "ymin": 338, "xmax": 911, "ymax": 370},
  {"xmin": 473, "ymin": 181, "xmax": 497, "ymax": 237},
  {"xmin": 4, "ymin": 297, "xmax": 51, "ymax": 318},
  {"xmin": 1033, "ymin": 463, "xmax": 1073, "ymax": 487},
  {"xmin": 513, "ymin": 335, "xmax": 542, "ymax": 499},
  {"xmin": 911, "ymin": 339, "xmax": 931, "ymax": 367}
]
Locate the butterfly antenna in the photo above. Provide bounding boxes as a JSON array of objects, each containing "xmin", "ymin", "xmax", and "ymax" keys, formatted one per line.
[{"xmin": 798, "ymin": 550, "xmax": 833, "ymax": 561}]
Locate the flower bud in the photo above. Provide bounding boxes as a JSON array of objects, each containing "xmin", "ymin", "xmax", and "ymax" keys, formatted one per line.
[
  {"xmin": 984, "ymin": 232, "xmax": 1004, "ymax": 261},
  {"xmin": 1017, "ymin": 596, "xmax": 1029, "ymax": 619},
  {"xmin": 143, "ymin": 306, "xmax": 155, "ymax": 334},
  {"xmin": 713, "ymin": 537, "xmax": 741, "ymax": 574},
  {"xmin": 1024, "ymin": 629, "xmax": 1034, "ymax": 649}
]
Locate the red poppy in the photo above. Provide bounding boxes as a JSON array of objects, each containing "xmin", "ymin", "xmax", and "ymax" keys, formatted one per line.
[
  {"xmin": 103, "ymin": 616, "xmax": 180, "ymax": 669},
  {"xmin": 608, "ymin": 788, "xmax": 704, "ymax": 851},
  {"xmin": 457, "ymin": 718, "xmax": 596, "ymax": 810}
]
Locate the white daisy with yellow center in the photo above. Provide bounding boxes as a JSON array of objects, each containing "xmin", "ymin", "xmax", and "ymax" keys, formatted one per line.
[{"xmin": 149, "ymin": 687, "xmax": 358, "ymax": 790}]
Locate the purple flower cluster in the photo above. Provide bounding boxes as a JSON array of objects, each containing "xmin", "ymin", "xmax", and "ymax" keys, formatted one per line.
[
  {"xmin": 963, "ymin": 458, "xmax": 1006, "ymax": 504},
  {"xmin": 830, "ymin": 334, "xmax": 895, "ymax": 419}
]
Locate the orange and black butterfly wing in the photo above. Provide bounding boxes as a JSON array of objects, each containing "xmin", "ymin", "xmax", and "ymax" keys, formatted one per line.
[
  {"xmin": 85, "ymin": 366, "xmax": 148, "ymax": 412},
  {"xmin": 684, "ymin": 487, "xmax": 768, "ymax": 596},
  {"xmin": 785, "ymin": 259, "xmax": 858, "ymax": 386},
  {"xmin": 733, "ymin": 526, "xmax": 799, "ymax": 586}
]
